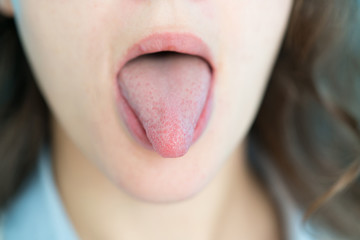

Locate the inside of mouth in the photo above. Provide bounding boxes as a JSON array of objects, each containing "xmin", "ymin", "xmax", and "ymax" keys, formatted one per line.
[
  {"xmin": 131, "ymin": 51, "xmax": 212, "ymax": 72},
  {"xmin": 144, "ymin": 51, "xmax": 180, "ymax": 57}
]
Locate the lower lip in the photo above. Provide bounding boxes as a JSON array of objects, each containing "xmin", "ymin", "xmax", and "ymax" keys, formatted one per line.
[{"xmin": 114, "ymin": 32, "xmax": 216, "ymax": 155}]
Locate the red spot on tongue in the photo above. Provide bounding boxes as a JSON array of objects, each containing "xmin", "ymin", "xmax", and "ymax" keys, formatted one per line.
[{"xmin": 118, "ymin": 52, "xmax": 211, "ymax": 158}]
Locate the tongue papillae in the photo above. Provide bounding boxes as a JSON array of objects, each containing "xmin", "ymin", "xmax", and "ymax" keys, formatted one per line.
[{"xmin": 118, "ymin": 52, "xmax": 211, "ymax": 158}]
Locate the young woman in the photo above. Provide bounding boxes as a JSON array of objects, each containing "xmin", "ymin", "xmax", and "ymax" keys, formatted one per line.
[{"xmin": 0, "ymin": 0, "xmax": 359, "ymax": 239}]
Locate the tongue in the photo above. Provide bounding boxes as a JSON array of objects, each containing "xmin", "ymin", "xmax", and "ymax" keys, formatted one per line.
[{"xmin": 118, "ymin": 52, "xmax": 211, "ymax": 158}]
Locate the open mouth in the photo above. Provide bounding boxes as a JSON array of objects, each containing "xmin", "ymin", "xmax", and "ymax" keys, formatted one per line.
[{"xmin": 115, "ymin": 33, "xmax": 215, "ymax": 158}]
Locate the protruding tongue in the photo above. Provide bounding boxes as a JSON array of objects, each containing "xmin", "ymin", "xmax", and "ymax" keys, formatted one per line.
[{"xmin": 118, "ymin": 52, "xmax": 211, "ymax": 158}]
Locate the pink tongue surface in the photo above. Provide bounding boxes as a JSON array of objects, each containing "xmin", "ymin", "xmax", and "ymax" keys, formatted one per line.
[{"xmin": 118, "ymin": 52, "xmax": 211, "ymax": 158}]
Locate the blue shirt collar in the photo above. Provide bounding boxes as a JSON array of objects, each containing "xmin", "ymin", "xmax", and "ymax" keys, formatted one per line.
[{"xmin": 3, "ymin": 146, "xmax": 79, "ymax": 240}]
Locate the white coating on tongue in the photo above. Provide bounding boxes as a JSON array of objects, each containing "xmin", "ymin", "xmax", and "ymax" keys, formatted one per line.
[{"xmin": 118, "ymin": 52, "xmax": 211, "ymax": 157}]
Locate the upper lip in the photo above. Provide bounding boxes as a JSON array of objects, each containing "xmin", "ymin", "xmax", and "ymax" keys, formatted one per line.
[{"xmin": 116, "ymin": 31, "xmax": 215, "ymax": 74}]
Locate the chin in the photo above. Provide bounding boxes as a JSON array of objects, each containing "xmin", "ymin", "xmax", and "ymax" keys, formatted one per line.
[{"xmin": 106, "ymin": 151, "xmax": 215, "ymax": 204}]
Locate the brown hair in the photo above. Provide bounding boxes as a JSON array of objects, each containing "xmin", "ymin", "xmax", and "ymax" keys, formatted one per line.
[
  {"xmin": 0, "ymin": 0, "xmax": 359, "ymax": 238},
  {"xmin": 249, "ymin": 0, "xmax": 360, "ymax": 238},
  {"xmin": 0, "ymin": 14, "xmax": 49, "ymax": 208}
]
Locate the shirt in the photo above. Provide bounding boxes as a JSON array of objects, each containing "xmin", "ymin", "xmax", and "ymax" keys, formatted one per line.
[{"xmin": 0, "ymin": 146, "xmax": 314, "ymax": 240}]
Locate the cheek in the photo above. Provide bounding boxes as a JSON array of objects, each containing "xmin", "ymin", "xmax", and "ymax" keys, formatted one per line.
[
  {"xmin": 213, "ymin": 0, "xmax": 293, "ymax": 139},
  {"xmin": 12, "ymin": 0, "xmax": 125, "ymax": 161}
]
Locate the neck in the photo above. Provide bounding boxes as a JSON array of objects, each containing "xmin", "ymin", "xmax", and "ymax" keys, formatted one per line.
[{"xmin": 52, "ymin": 119, "xmax": 281, "ymax": 240}]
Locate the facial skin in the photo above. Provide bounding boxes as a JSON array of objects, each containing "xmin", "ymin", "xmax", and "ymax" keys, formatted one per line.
[{"xmin": 5, "ymin": 0, "xmax": 292, "ymax": 203}]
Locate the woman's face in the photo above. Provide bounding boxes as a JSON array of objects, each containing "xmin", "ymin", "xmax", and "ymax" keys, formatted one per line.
[{"xmin": 7, "ymin": 0, "xmax": 292, "ymax": 202}]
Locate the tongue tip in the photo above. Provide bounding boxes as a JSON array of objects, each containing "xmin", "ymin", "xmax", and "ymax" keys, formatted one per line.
[
  {"xmin": 146, "ymin": 128, "xmax": 194, "ymax": 158},
  {"xmin": 157, "ymin": 148, "xmax": 189, "ymax": 158},
  {"xmin": 151, "ymin": 138, "xmax": 192, "ymax": 158}
]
